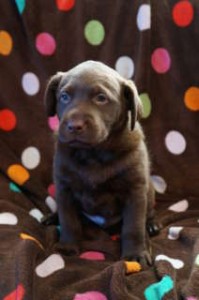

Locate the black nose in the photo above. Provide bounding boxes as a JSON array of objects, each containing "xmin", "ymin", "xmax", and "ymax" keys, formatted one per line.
[{"xmin": 67, "ymin": 119, "xmax": 86, "ymax": 133}]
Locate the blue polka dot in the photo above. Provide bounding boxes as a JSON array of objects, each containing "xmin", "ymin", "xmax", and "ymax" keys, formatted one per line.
[{"xmin": 83, "ymin": 212, "xmax": 105, "ymax": 226}]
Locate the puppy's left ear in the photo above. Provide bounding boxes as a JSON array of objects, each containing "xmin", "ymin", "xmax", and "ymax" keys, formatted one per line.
[
  {"xmin": 123, "ymin": 80, "xmax": 143, "ymax": 130},
  {"xmin": 44, "ymin": 72, "xmax": 63, "ymax": 116}
]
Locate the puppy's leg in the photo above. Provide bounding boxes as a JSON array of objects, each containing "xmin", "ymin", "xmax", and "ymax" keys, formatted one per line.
[
  {"xmin": 56, "ymin": 187, "xmax": 82, "ymax": 255},
  {"xmin": 121, "ymin": 188, "xmax": 152, "ymax": 266},
  {"xmin": 146, "ymin": 181, "xmax": 161, "ymax": 236}
]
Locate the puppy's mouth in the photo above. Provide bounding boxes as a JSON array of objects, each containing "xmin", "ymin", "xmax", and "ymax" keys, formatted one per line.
[
  {"xmin": 67, "ymin": 140, "xmax": 93, "ymax": 148},
  {"xmin": 58, "ymin": 120, "xmax": 109, "ymax": 148}
]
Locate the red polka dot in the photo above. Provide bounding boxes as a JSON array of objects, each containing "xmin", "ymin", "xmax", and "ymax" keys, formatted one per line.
[
  {"xmin": 3, "ymin": 284, "xmax": 25, "ymax": 300},
  {"xmin": 48, "ymin": 183, "xmax": 56, "ymax": 198},
  {"xmin": 36, "ymin": 33, "xmax": 56, "ymax": 56},
  {"xmin": 111, "ymin": 234, "xmax": 120, "ymax": 241},
  {"xmin": 172, "ymin": 1, "xmax": 194, "ymax": 27},
  {"xmin": 0, "ymin": 109, "xmax": 17, "ymax": 131},
  {"xmin": 56, "ymin": 0, "xmax": 75, "ymax": 11}
]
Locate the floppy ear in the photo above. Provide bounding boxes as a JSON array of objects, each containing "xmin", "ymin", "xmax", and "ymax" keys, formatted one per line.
[
  {"xmin": 44, "ymin": 73, "xmax": 63, "ymax": 116},
  {"xmin": 123, "ymin": 80, "xmax": 143, "ymax": 130}
]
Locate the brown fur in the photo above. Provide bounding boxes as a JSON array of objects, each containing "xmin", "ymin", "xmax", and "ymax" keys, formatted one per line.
[{"xmin": 45, "ymin": 61, "xmax": 155, "ymax": 265}]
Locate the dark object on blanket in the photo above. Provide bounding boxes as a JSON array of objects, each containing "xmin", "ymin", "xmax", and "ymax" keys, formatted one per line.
[{"xmin": 45, "ymin": 61, "xmax": 158, "ymax": 266}]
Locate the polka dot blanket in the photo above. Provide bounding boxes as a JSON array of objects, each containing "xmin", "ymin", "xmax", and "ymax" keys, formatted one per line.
[{"xmin": 0, "ymin": 1, "xmax": 199, "ymax": 299}]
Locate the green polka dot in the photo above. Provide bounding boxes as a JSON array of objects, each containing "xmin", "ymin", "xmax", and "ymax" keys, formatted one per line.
[
  {"xmin": 140, "ymin": 93, "xmax": 152, "ymax": 118},
  {"xmin": 84, "ymin": 20, "xmax": 105, "ymax": 46},
  {"xmin": 9, "ymin": 182, "xmax": 21, "ymax": 193}
]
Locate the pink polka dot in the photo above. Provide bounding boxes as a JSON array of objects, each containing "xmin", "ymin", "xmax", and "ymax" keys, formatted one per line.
[
  {"xmin": 48, "ymin": 184, "xmax": 56, "ymax": 198},
  {"xmin": 48, "ymin": 115, "xmax": 59, "ymax": 131},
  {"xmin": 151, "ymin": 48, "xmax": 171, "ymax": 73},
  {"xmin": 73, "ymin": 291, "xmax": 107, "ymax": 300},
  {"xmin": 80, "ymin": 251, "xmax": 105, "ymax": 261},
  {"xmin": 36, "ymin": 33, "xmax": 56, "ymax": 56}
]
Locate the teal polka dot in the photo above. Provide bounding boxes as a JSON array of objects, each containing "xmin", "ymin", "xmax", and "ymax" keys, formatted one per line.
[
  {"xmin": 9, "ymin": 182, "xmax": 21, "ymax": 193},
  {"xmin": 84, "ymin": 20, "xmax": 105, "ymax": 46},
  {"xmin": 57, "ymin": 225, "xmax": 61, "ymax": 236},
  {"xmin": 15, "ymin": 0, "xmax": 26, "ymax": 14},
  {"xmin": 140, "ymin": 93, "xmax": 152, "ymax": 118},
  {"xmin": 144, "ymin": 275, "xmax": 174, "ymax": 300}
]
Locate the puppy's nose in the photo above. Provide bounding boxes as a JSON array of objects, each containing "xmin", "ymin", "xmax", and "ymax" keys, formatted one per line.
[{"xmin": 67, "ymin": 119, "xmax": 86, "ymax": 133}]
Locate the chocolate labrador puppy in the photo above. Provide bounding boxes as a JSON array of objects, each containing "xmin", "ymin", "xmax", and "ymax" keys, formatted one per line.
[{"xmin": 45, "ymin": 61, "xmax": 156, "ymax": 266}]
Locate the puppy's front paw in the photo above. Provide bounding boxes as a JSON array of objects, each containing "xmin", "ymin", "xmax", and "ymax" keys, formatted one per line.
[
  {"xmin": 147, "ymin": 220, "xmax": 161, "ymax": 236},
  {"xmin": 122, "ymin": 250, "xmax": 153, "ymax": 267}
]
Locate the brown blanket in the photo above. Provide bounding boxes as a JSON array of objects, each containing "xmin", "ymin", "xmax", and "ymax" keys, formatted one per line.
[{"xmin": 0, "ymin": 1, "xmax": 199, "ymax": 299}]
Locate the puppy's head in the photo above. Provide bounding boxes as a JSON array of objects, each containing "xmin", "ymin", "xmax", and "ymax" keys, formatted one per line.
[{"xmin": 45, "ymin": 61, "xmax": 142, "ymax": 148}]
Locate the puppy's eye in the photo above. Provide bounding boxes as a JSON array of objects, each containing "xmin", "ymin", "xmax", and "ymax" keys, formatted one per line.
[
  {"xmin": 95, "ymin": 93, "xmax": 108, "ymax": 105},
  {"xmin": 60, "ymin": 92, "xmax": 71, "ymax": 104}
]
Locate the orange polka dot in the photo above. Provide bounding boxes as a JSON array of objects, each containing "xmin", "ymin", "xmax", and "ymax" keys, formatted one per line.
[
  {"xmin": 20, "ymin": 233, "xmax": 44, "ymax": 249},
  {"xmin": 7, "ymin": 164, "xmax": 30, "ymax": 185},
  {"xmin": 184, "ymin": 87, "xmax": 199, "ymax": 111},
  {"xmin": 0, "ymin": 30, "xmax": 13, "ymax": 55},
  {"xmin": 125, "ymin": 261, "xmax": 142, "ymax": 274},
  {"xmin": 0, "ymin": 109, "xmax": 17, "ymax": 131}
]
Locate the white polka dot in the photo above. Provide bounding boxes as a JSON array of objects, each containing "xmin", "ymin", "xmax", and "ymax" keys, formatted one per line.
[
  {"xmin": 195, "ymin": 254, "xmax": 199, "ymax": 266},
  {"xmin": 165, "ymin": 130, "xmax": 186, "ymax": 155},
  {"xmin": 45, "ymin": 196, "xmax": 57, "ymax": 213},
  {"xmin": 35, "ymin": 254, "xmax": 65, "ymax": 277},
  {"xmin": 21, "ymin": 147, "xmax": 41, "ymax": 170},
  {"xmin": 22, "ymin": 72, "xmax": 40, "ymax": 96},
  {"xmin": 168, "ymin": 226, "xmax": 183, "ymax": 240},
  {"xmin": 137, "ymin": 4, "xmax": 151, "ymax": 31},
  {"xmin": 0, "ymin": 212, "xmax": 18, "ymax": 225},
  {"xmin": 29, "ymin": 209, "xmax": 44, "ymax": 222},
  {"xmin": 115, "ymin": 56, "xmax": 134, "ymax": 79},
  {"xmin": 155, "ymin": 254, "xmax": 184, "ymax": 269},
  {"xmin": 151, "ymin": 175, "xmax": 167, "ymax": 194},
  {"xmin": 168, "ymin": 199, "xmax": 189, "ymax": 212}
]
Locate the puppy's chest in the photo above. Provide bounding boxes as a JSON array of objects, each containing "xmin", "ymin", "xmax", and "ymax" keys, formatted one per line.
[
  {"xmin": 56, "ymin": 148, "xmax": 132, "ymax": 226},
  {"xmin": 66, "ymin": 168, "xmax": 129, "ymax": 226},
  {"xmin": 73, "ymin": 178, "xmax": 127, "ymax": 227}
]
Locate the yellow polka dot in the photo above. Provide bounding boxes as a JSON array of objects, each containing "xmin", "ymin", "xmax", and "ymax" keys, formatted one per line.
[
  {"xmin": 7, "ymin": 164, "xmax": 30, "ymax": 185},
  {"xmin": 125, "ymin": 261, "xmax": 142, "ymax": 274},
  {"xmin": 20, "ymin": 233, "xmax": 44, "ymax": 250},
  {"xmin": 184, "ymin": 87, "xmax": 199, "ymax": 111},
  {"xmin": 0, "ymin": 30, "xmax": 13, "ymax": 55}
]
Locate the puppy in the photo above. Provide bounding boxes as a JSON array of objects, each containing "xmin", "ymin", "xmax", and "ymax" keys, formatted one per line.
[{"xmin": 45, "ymin": 61, "xmax": 156, "ymax": 266}]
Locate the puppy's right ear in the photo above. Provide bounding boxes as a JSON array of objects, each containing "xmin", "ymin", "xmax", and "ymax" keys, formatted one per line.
[{"xmin": 44, "ymin": 73, "xmax": 63, "ymax": 116}]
